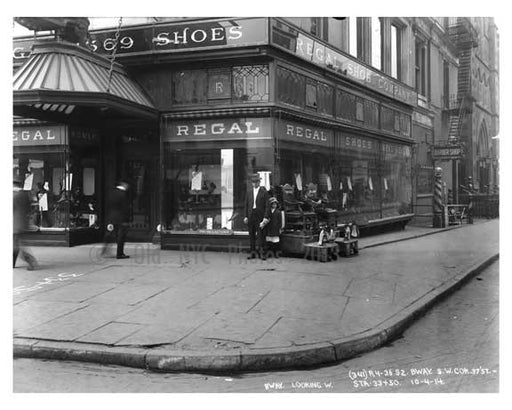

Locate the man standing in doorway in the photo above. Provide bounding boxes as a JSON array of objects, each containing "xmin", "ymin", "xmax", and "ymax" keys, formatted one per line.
[
  {"xmin": 102, "ymin": 181, "xmax": 131, "ymax": 259},
  {"xmin": 244, "ymin": 173, "xmax": 270, "ymax": 260}
]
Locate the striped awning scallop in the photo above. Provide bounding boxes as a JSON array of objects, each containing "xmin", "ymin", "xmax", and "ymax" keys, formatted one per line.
[{"xmin": 13, "ymin": 40, "xmax": 157, "ymax": 119}]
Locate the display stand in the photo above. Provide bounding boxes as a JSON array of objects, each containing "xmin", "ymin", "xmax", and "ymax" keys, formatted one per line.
[
  {"xmin": 303, "ymin": 242, "xmax": 338, "ymax": 262},
  {"xmin": 334, "ymin": 237, "xmax": 359, "ymax": 257}
]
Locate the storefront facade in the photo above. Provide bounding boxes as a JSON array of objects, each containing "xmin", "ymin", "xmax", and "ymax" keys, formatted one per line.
[
  {"xmin": 150, "ymin": 18, "xmax": 416, "ymax": 250},
  {"xmin": 13, "ymin": 40, "xmax": 159, "ymax": 246},
  {"xmin": 14, "ymin": 17, "xmax": 416, "ymax": 249}
]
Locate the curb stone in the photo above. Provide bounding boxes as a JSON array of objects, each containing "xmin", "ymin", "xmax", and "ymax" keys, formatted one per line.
[{"xmin": 13, "ymin": 253, "xmax": 499, "ymax": 373}]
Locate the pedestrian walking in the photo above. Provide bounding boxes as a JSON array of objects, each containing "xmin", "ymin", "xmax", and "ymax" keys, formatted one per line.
[
  {"xmin": 261, "ymin": 197, "xmax": 283, "ymax": 258},
  {"xmin": 13, "ymin": 178, "xmax": 38, "ymax": 270},
  {"xmin": 244, "ymin": 173, "xmax": 270, "ymax": 259},
  {"xmin": 102, "ymin": 181, "xmax": 131, "ymax": 259}
]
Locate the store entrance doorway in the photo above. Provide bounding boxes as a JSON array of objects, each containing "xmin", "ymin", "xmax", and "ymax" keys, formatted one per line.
[{"xmin": 118, "ymin": 131, "xmax": 159, "ymax": 243}]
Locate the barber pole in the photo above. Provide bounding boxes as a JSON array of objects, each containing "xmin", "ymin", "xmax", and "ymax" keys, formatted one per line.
[{"xmin": 433, "ymin": 167, "xmax": 444, "ymax": 228}]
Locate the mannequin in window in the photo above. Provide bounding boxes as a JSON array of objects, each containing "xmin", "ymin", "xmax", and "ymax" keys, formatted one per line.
[{"xmin": 36, "ymin": 182, "xmax": 50, "ymax": 227}]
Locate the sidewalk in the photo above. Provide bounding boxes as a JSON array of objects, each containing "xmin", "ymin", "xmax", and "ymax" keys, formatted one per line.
[{"xmin": 13, "ymin": 220, "xmax": 499, "ymax": 372}]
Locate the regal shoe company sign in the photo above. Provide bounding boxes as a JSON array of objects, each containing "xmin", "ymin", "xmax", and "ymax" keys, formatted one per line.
[
  {"xmin": 271, "ymin": 19, "xmax": 417, "ymax": 106},
  {"xmin": 164, "ymin": 118, "xmax": 271, "ymax": 142},
  {"xmin": 13, "ymin": 125, "xmax": 67, "ymax": 146}
]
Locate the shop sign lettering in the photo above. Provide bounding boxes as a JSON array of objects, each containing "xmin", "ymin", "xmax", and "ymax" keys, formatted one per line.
[
  {"xmin": 279, "ymin": 120, "xmax": 332, "ymax": 145},
  {"xmin": 13, "ymin": 46, "xmax": 31, "ymax": 60},
  {"xmin": 432, "ymin": 146, "xmax": 464, "ymax": 159},
  {"xmin": 69, "ymin": 127, "xmax": 99, "ymax": 142},
  {"xmin": 14, "ymin": 18, "xmax": 267, "ymax": 61},
  {"xmin": 88, "ymin": 18, "xmax": 266, "ymax": 55},
  {"xmin": 382, "ymin": 143, "xmax": 411, "ymax": 157},
  {"xmin": 272, "ymin": 19, "xmax": 417, "ymax": 106},
  {"xmin": 13, "ymin": 126, "xmax": 66, "ymax": 146},
  {"xmin": 286, "ymin": 124, "xmax": 327, "ymax": 142},
  {"xmin": 166, "ymin": 118, "xmax": 271, "ymax": 141},
  {"xmin": 344, "ymin": 136, "xmax": 374, "ymax": 151},
  {"xmin": 176, "ymin": 121, "xmax": 260, "ymax": 136},
  {"xmin": 152, "ymin": 26, "xmax": 242, "ymax": 47}
]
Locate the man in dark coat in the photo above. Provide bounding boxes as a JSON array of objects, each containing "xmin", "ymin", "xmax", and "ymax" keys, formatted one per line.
[
  {"xmin": 102, "ymin": 181, "xmax": 131, "ymax": 259},
  {"xmin": 244, "ymin": 173, "xmax": 270, "ymax": 259},
  {"xmin": 13, "ymin": 179, "xmax": 38, "ymax": 270}
]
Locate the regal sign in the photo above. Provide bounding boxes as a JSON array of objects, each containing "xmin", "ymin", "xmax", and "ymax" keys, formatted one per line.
[
  {"xmin": 13, "ymin": 125, "xmax": 67, "ymax": 146},
  {"xmin": 165, "ymin": 118, "xmax": 271, "ymax": 142},
  {"xmin": 278, "ymin": 120, "xmax": 333, "ymax": 146}
]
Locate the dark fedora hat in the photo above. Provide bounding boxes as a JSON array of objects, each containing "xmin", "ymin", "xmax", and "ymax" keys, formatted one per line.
[{"xmin": 250, "ymin": 173, "xmax": 261, "ymax": 182}]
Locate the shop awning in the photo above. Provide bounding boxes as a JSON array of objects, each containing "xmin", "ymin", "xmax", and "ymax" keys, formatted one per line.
[{"xmin": 13, "ymin": 41, "xmax": 157, "ymax": 121}]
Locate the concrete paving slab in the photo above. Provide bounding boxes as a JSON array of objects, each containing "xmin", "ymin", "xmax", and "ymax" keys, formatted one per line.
[
  {"xmin": 236, "ymin": 269, "xmax": 352, "ymax": 296},
  {"xmin": 250, "ymin": 288, "xmax": 348, "ymax": 322},
  {"xmin": 180, "ymin": 311, "xmax": 280, "ymax": 345},
  {"xmin": 74, "ymin": 265, "xmax": 149, "ymax": 284},
  {"xmin": 188, "ymin": 285, "xmax": 269, "ymax": 314},
  {"xmin": 339, "ymin": 298, "xmax": 404, "ymax": 336},
  {"xmin": 13, "ymin": 300, "xmax": 86, "ymax": 333},
  {"xmin": 117, "ymin": 321, "xmax": 211, "ymax": 346},
  {"xmin": 253, "ymin": 317, "xmax": 344, "ymax": 348},
  {"xmin": 117, "ymin": 303, "xmax": 217, "ymax": 330},
  {"xmin": 134, "ymin": 268, "xmax": 197, "ymax": 285},
  {"xmin": 18, "ymin": 303, "xmax": 138, "ymax": 341},
  {"xmin": 343, "ymin": 277, "xmax": 397, "ymax": 301},
  {"xmin": 28, "ymin": 281, "xmax": 117, "ymax": 304},
  {"xmin": 86, "ymin": 283, "xmax": 170, "ymax": 306},
  {"xmin": 76, "ymin": 322, "xmax": 143, "ymax": 345}
]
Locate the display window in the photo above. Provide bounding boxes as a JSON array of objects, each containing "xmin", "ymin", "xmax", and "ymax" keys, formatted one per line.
[
  {"xmin": 163, "ymin": 140, "xmax": 273, "ymax": 234},
  {"xmin": 68, "ymin": 136, "xmax": 101, "ymax": 229},
  {"xmin": 275, "ymin": 124, "xmax": 412, "ymax": 227},
  {"xmin": 13, "ymin": 126, "xmax": 101, "ymax": 232},
  {"xmin": 13, "ymin": 151, "xmax": 69, "ymax": 230},
  {"xmin": 381, "ymin": 142, "xmax": 413, "ymax": 216}
]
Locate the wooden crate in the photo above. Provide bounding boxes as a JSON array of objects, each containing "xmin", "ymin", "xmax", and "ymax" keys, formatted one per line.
[{"xmin": 303, "ymin": 242, "xmax": 338, "ymax": 262}]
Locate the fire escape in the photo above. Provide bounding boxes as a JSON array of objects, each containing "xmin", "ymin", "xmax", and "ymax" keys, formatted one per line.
[
  {"xmin": 446, "ymin": 18, "xmax": 479, "ymax": 146},
  {"xmin": 441, "ymin": 18, "xmax": 479, "ymax": 201}
]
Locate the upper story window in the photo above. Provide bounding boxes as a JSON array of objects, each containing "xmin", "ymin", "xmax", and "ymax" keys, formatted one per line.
[
  {"xmin": 232, "ymin": 65, "xmax": 269, "ymax": 102},
  {"xmin": 371, "ymin": 17, "xmax": 382, "ymax": 70},
  {"xmin": 415, "ymin": 38, "xmax": 428, "ymax": 97},
  {"xmin": 349, "ymin": 17, "xmax": 358, "ymax": 57},
  {"xmin": 390, "ymin": 24, "xmax": 402, "ymax": 79},
  {"xmin": 172, "ymin": 65, "xmax": 269, "ymax": 106},
  {"xmin": 284, "ymin": 17, "xmax": 328, "ymax": 41}
]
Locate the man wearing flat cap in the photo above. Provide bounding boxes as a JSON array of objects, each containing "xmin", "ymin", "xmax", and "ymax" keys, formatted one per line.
[{"xmin": 244, "ymin": 173, "xmax": 270, "ymax": 259}]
